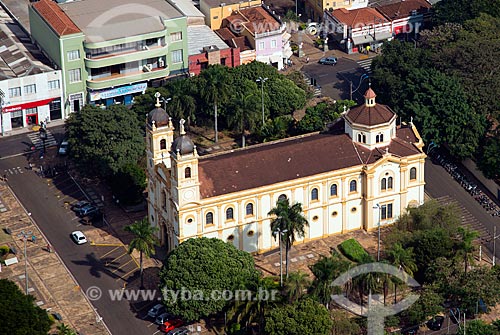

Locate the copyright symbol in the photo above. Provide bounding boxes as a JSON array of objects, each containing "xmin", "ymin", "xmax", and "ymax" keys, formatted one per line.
[{"xmin": 86, "ymin": 286, "xmax": 102, "ymax": 301}]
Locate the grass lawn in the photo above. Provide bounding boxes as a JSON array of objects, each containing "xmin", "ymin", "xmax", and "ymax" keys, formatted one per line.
[{"xmin": 0, "ymin": 228, "xmax": 12, "ymax": 244}]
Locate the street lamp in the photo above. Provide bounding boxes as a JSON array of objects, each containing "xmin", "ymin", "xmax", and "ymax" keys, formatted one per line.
[
  {"xmin": 18, "ymin": 230, "xmax": 32, "ymax": 294},
  {"xmin": 373, "ymin": 204, "xmax": 381, "ymax": 261},
  {"xmin": 256, "ymin": 77, "xmax": 268, "ymax": 127},
  {"xmin": 350, "ymin": 74, "xmax": 369, "ymax": 101},
  {"xmin": 0, "ymin": 89, "xmax": 4, "ymax": 136},
  {"xmin": 39, "ymin": 128, "xmax": 47, "ymax": 155},
  {"xmin": 492, "ymin": 226, "xmax": 500, "ymax": 266},
  {"xmin": 161, "ymin": 97, "xmax": 171, "ymax": 111},
  {"xmin": 273, "ymin": 228, "xmax": 288, "ymax": 287}
]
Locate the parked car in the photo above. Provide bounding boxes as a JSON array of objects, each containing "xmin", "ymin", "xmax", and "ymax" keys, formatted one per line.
[
  {"xmin": 160, "ymin": 319, "xmax": 183, "ymax": 333},
  {"xmin": 76, "ymin": 204, "xmax": 100, "ymax": 217},
  {"xmin": 166, "ymin": 327, "xmax": 189, "ymax": 335},
  {"xmin": 427, "ymin": 316, "xmax": 445, "ymax": 331},
  {"xmin": 71, "ymin": 231, "xmax": 87, "ymax": 245},
  {"xmin": 155, "ymin": 312, "xmax": 174, "ymax": 325},
  {"xmin": 148, "ymin": 304, "xmax": 166, "ymax": 319},
  {"xmin": 318, "ymin": 56, "xmax": 337, "ymax": 65},
  {"xmin": 58, "ymin": 141, "xmax": 69, "ymax": 155},
  {"xmin": 71, "ymin": 200, "xmax": 90, "ymax": 212}
]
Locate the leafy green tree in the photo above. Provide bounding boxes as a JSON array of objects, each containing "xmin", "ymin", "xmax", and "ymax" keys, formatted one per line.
[
  {"xmin": 0, "ymin": 279, "xmax": 53, "ymax": 334},
  {"xmin": 286, "ymin": 70, "xmax": 314, "ymax": 98},
  {"xmin": 386, "ymin": 243, "xmax": 417, "ymax": 276},
  {"xmin": 125, "ymin": 217, "xmax": 159, "ymax": 288},
  {"xmin": 257, "ymin": 116, "xmax": 294, "ymax": 142},
  {"xmin": 459, "ymin": 319, "xmax": 497, "ymax": 335},
  {"xmin": 160, "ymin": 237, "xmax": 259, "ymax": 322},
  {"xmin": 477, "ymin": 135, "xmax": 500, "ymax": 179},
  {"xmin": 401, "ymin": 287, "xmax": 444, "ymax": 325},
  {"xmin": 432, "ymin": 0, "xmax": 500, "ymax": 25},
  {"xmin": 268, "ymin": 198, "xmax": 309, "ymax": 279},
  {"xmin": 66, "ymin": 104, "xmax": 144, "ymax": 177},
  {"xmin": 331, "ymin": 309, "xmax": 362, "ymax": 335},
  {"xmin": 264, "ymin": 78, "xmax": 307, "ymax": 118},
  {"xmin": 264, "ymin": 298, "xmax": 333, "ymax": 335},
  {"xmin": 284, "ymin": 271, "xmax": 310, "ymax": 303},
  {"xmin": 109, "ymin": 163, "xmax": 146, "ymax": 205}
]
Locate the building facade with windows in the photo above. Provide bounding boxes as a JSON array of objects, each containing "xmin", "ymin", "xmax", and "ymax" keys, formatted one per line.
[
  {"xmin": 306, "ymin": 0, "xmax": 368, "ymax": 23},
  {"xmin": 29, "ymin": 0, "xmax": 189, "ymax": 112},
  {"xmin": 200, "ymin": 0, "xmax": 262, "ymax": 29},
  {"xmin": 146, "ymin": 88, "xmax": 426, "ymax": 254},
  {"xmin": 0, "ymin": 10, "xmax": 63, "ymax": 133}
]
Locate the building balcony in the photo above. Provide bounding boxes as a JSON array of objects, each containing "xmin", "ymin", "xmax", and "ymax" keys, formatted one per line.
[
  {"xmin": 84, "ymin": 45, "xmax": 168, "ymax": 69},
  {"xmin": 86, "ymin": 67, "xmax": 170, "ymax": 90}
]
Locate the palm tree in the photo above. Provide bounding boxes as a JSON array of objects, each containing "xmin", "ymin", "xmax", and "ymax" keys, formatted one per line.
[
  {"xmin": 386, "ymin": 242, "xmax": 417, "ymax": 303},
  {"xmin": 309, "ymin": 253, "xmax": 351, "ymax": 309},
  {"xmin": 57, "ymin": 323, "xmax": 77, "ymax": 335},
  {"xmin": 456, "ymin": 227, "xmax": 478, "ymax": 274},
  {"xmin": 124, "ymin": 217, "xmax": 159, "ymax": 288},
  {"xmin": 199, "ymin": 65, "xmax": 231, "ymax": 143},
  {"xmin": 165, "ymin": 80, "xmax": 196, "ymax": 124},
  {"xmin": 284, "ymin": 271, "xmax": 310, "ymax": 303},
  {"xmin": 268, "ymin": 198, "xmax": 309, "ymax": 278},
  {"xmin": 227, "ymin": 90, "xmax": 260, "ymax": 148}
]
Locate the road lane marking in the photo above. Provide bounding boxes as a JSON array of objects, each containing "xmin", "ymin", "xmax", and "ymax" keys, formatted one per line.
[
  {"xmin": 110, "ymin": 252, "xmax": 129, "ymax": 264},
  {"xmin": 117, "ymin": 268, "xmax": 138, "ymax": 281},
  {"xmin": 99, "ymin": 246, "xmax": 122, "ymax": 258},
  {"xmin": 110, "ymin": 259, "xmax": 135, "ymax": 274}
]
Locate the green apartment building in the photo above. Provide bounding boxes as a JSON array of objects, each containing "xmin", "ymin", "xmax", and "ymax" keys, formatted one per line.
[{"xmin": 29, "ymin": 0, "xmax": 188, "ymax": 114}]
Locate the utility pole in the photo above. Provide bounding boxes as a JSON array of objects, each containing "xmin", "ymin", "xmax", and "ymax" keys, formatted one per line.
[
  {"xmin": 256, "ymin": 77, "xmax": 268, "ymax": 127},
  {"xmin": 0, "ymin": 89, "xmax": 4, "ymax": 136},
  {"xmin": 18, "ymin": 231, "xmax": 32, "ymax": 294},
  {"xmin": 373, "ymin": 204, "xmax": 381, "ymax": 261},
  {"xmin": 493, "ymin": 226, "xmax": 500, "ymax": 266}
]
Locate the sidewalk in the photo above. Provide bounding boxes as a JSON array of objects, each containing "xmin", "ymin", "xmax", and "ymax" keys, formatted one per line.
[
  {"xmin": 0, "ymin": 182, "xmax": 110, "ymax": 335},
  {"xmin": 1, "ymin": 119, "xmax": 66, "ymax": 138}
]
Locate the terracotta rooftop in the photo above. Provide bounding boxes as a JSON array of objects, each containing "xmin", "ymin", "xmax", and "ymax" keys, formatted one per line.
[
  {"xmin": 215, "ymin": 28, "xmax": 253, "ymax": 51},
  {"xmin": 375, "ymin": 0, "xmax": 431, "ymax": 20},
  {"xmin": 222, "ymin": 6, "xmax": 281, "ymax": 35},
  {"xmin": 365, "ymin": 87, "xmax": 376, "ymax": 99},
  {"xmin": 329, "ymin": 7, "xmax": 388, "ymax": 26},
  {"xmin": 345, "ymin": 102, "xmax": 396, "ymax": 126},
  {"xmin": 198, "ymin": 121, "xmax": 421, "ymax": 198},
  {"xmin": 32, "ymin": 0, "xmax": 81, "ymax": 36}
]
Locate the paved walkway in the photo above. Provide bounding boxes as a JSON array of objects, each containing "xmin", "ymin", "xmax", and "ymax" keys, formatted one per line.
[{"xmin": 0, "ymin": 182, "xmax": 110, "ymax": 335}]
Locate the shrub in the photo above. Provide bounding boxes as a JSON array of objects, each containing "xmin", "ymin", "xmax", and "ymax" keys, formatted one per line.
[
  {"xmin": 338, "ymin": 239, "xmax": 373, "ymax": 263},
  {"xmin": 108, "ymin": 163, "xmax": 146, "ymax": 205},
  {"xmin": 0, "ymin": 245, "xmax": 10, "ymax": 256}
]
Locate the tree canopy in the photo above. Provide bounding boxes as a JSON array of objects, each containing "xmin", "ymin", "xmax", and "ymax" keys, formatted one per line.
[
  {"xmin": 0, "ymin": 279, "xmax": 53, "ymax": 335},
  {"xmin": 159, "ymin": 237, "xmax": 259, "ymax": 322},
  {"xmin": 66, "ymin": 104, "xmax": 144, "ymax": 177}
]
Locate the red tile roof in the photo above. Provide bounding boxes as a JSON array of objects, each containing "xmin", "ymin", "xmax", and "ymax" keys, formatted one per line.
[
  {"xmin": 345, "ymin": 102, "xmax": 396, "ymax": 126},
  {"xmin": 222, "ymin": 6, "xmax": 280, "ymax": 35},
  {"xmin": 215, "ymin": 28, "xmax": 252, "ymax": 51},
  {"xmin": 330, "ymin": 7, "xmax": 388, "ymax": 26},
  {"xmin": 32, "ymin": 0, "xmax": 81, "ymax": 36},
  {"xmin": 198, "ymin": 121, "xmax": 421, "ymax": 198},
  {"xmin": 376, "ymin": 0, "xmax": 431, "ymax": 20},
  {"xmin": 364, "ymin": 88, "xmax": 376, "ymax": 99}
]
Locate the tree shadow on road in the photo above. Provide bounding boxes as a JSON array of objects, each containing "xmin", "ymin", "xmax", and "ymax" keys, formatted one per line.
[{"xmin": 72, "ymin": 252, "xmax": 125, "ymax": 280}]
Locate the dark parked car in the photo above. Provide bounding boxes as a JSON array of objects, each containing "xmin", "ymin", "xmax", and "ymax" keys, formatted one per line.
[
  {"xmin": 76, "ymin": 204, "xmax": 100, "ymax": 217},
  {"xmin": 71, "ymin": 200, "xmax": 90, "ymax": 212},
  {"xmin": 427, "ymin": 316, "xmax": 445, "ymax": 331},
  {"xmin": 318, "ymin": 56, "xmax": 337, "ymax": 65}
]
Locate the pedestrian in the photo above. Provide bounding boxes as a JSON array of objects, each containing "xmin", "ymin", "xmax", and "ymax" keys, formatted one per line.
[
  {"xmin": 45, "ymin": 116, "xmax": 49, "ymax": 125},
  {"xmin": 31, "ymin": 235, "xmax": 36, "ymax": 243},
  {"xmin": 2, "ymin": 174, "xmax": 6, "ymax": 182},
  {"xmin": 47, "ymin": 244, "xmax": 51, "ymax": 253},
  {"xmin": 28, "ymin": 162, "xmax": 33, "ymax": 170},
  {"xmin": 306, "ymin": 56, "xmax": 310, "ymax": 63},
  {"xmin": 366, "ymin": 45, "xmax": 371, "ymax": 54}
]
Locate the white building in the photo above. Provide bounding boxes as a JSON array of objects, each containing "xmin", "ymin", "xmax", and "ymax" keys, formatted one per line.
[
  {"xmin": 0, "ymin": 10, "xmax": 62, "ymax": 134},
  {"xmin": 147, "ymin": 88, "xmax": 426, "ymax": 253}
]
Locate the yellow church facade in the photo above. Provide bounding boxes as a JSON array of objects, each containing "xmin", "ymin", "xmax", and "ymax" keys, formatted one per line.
[{"xmin": 146, "ymin": 88, "xmax": 426, "ymax": 254}]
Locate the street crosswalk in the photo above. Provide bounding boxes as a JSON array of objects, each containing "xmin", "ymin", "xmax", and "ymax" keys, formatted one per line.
[
  {"xmin": 357, "ymin": 58, "xmax": 374, "ymax": 75},
  {"xmin": 3, "ymin": 167, "xmax": 24, "ymax": 176},
  {"xmin": 27, "ymin": 129, "xmax": 57, "ymax": 150},
  {"xmin": 302, "ymin": 74, "xmax": 322, "ymax": 97}
]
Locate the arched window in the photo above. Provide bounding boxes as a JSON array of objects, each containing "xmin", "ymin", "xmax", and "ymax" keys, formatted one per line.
[
  {"xmin": 357, "ymin": 133, "xmax": 362, "ymax": 142},
  {"xmin": 376, "ymin": 133, "xmax": 384, "ymax": 143},
  {"xmin": 410, "ymin": 167, "xmax": 417, "ymax": 180},
  {"xmin": 387, "ymin": 176, "xmax": 393, "ymax": 189},
  {"xmin": 278, "ymin": 194, "xmax": 287, "ymax": 202},
  {"xmin": 160, "ymin": 139, "xmax": 167, "ymax": 150},
  {"xmin": 350, "ymin": 180, "xmax": 357, "ymax": 192},
  {"xmin": 206, "ymin": 212, "xmax": 214, "ymax": 225},
  {"xmin": 362, "ymin": 134, "xmax": 366, "ymax": 143},
  {"xmin": 226, "ymin": 208, "xmax": 234, "ymax": 220},
  {"xmin": 185, "ymin": 167, "xmax": 191, "ymax": 178},
  {"xmin": 381, "ymin": 178, "xmax": 387, "ymax": 190},
  {"xmin": 330, "ymin": 184, "xmax": 337, "ymax": 196},
  {"xmin": 311, "ymin": 188, "xmax": 319, "ymax": 201},
  {"xmin": 246, "ymin": 203, "xmax": 254, "ymax": 215},
  {"xmin": 380, "ymin": 133, "xmax": 384, "ymax": 142}
]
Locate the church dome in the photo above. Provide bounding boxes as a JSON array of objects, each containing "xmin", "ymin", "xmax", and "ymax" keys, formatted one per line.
[
  {"xmin": 147, "ymin": 93, "xmax": 169, "ymax": 127},
  {"xmin": 172, "ymin": 135, "xmax": 194, "ymax": 155}
]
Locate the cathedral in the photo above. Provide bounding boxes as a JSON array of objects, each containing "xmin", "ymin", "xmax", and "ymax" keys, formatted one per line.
[{"xmin": 146, "ymin": 88, "xmax": 426, "ymax": 254}]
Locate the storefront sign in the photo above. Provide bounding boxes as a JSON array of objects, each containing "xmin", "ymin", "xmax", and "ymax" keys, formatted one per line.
[
  {"xmin": 2, "ymin": 98, "xmax": 56, "ymax": 113},
  {"xmin": 90, "ymin": 83, "xmax": 147, "ymax": 101}
]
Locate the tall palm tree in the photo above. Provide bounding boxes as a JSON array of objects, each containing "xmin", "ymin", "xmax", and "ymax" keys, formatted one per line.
[
  {"xmin": 309, "ymin": 254, "xmax": 351, "ymax": 309},
  {"xmin": 124, "ymin": 217, "xmax": 159, "ymax": 288},
  {"xmin": 386, "ymin": 243, "xmax": 417, "ymax": 303},
  {"xmin": 227, "ymin": 87, "xmax": 260, "ymax": 148},
  {"xmin": 165, "ymin": 80, "xmax": 196, "ymax": 124},
  {"xmin": 284, "ymin": 271, "xmax": 310, "ymax": 303},
  {"xmin": 199, "ymin": 65, "xmax": 230, "ymax": 143},
  {"xmin": 268, "ymin": 198, "xmax": 309, "ymax": 278},
  {"xmin": 456, "ymin": 227, "xmax": 478, "ymax": 274}
]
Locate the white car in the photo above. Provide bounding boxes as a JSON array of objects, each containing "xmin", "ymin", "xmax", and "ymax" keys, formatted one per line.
[
  {"xmin": 58, "ymin": 141, "xmax": 69, "ymax": 155},
  {"xmin": 71, "ymin": 231, "xmax": 87, "ymax": 245}
]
